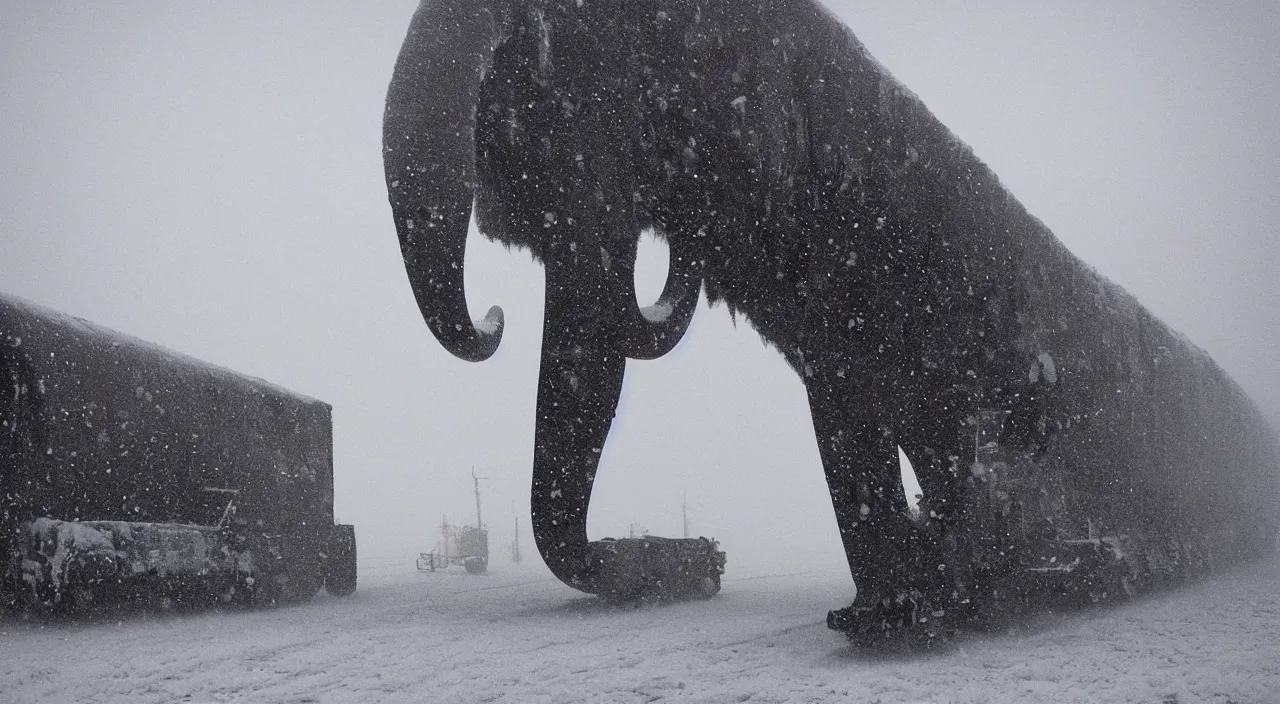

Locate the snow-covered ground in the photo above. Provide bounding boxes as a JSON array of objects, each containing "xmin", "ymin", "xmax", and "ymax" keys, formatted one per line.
[{"xmin": 3, "ymin": 552, "xmax": 1278, "ymax": 704}]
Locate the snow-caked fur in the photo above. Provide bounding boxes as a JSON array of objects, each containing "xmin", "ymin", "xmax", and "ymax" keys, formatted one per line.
[{"xmin": 389, "ymin": 0, "xmax": 1280, "ymax": 612}]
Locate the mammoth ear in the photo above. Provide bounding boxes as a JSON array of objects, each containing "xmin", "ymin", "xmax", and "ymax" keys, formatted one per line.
[{"xmin": 384, "ymin": 0, "xmax": 504, "ymax": 362}]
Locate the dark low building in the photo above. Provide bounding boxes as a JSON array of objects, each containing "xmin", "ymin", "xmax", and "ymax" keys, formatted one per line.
[{"xmin": 1, "ymin": 292, "xmax": 355, "ymax": 609}]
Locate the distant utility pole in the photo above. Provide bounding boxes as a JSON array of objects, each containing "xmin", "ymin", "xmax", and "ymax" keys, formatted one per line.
[
  {"xmin": 471, "ymin": 466, "xmax": 488, "ymax": 529},
  {"xmin": 512, "ymin": 514, "xmax": 522, "ymax": 563},
  {"xmin": 682, "ymin": 492, "xmax": 690, "ymax": 539}
]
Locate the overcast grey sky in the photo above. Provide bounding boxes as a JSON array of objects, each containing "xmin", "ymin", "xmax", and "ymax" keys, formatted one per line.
[{"xmin": 2, "ymin": 2, "xmax": 1277, "ymax": 575}]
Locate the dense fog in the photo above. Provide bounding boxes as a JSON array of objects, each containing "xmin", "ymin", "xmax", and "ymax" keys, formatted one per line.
[{"xmin": 2, "ymin": 1, "xmax": 1277, "ymax": 579}]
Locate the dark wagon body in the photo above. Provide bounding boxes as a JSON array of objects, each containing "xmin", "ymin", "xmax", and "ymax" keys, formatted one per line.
[{"xmin": 1, "ymin": 292, "xmax": 356, "ymax": 609}]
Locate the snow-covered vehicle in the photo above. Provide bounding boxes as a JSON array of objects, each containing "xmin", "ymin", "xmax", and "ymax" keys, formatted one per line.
[
  {"xmin": 417, "ymin": 470, "xmax": 493, "ymax": 574},
  {"xmin": 590, "ymin": 535, "xmax": 726, "ymax": 602},
  {"xmin": 456, "ymin": 525, "xmax": 489, "ymax": 574},
  {"xmin": 0, "ymin": 292, "xmax": 357, "ymax": 611},
  {"xmin": 417, "ymin": 518, "xmax": 488, "ymax": 574},
  {"xmin": 964, "ymin": 410, "xmax": 1259, "ymax": 608}
]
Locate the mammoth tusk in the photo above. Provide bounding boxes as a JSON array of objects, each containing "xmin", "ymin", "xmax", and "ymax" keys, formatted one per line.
[
  {"xmin": 610, "ymin": 233, "xmax": 703, "ymax": 360},
  {"xmin": 384, "ymin": 0, "xmax": 505, "ymax": 363}
]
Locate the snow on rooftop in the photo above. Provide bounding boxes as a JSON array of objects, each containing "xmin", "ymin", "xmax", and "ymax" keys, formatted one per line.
[{"xmin": 0, "ymin": 291, "xmax": 329, "ymax": 410}]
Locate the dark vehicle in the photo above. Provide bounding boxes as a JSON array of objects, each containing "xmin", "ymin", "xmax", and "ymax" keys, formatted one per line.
[
  {"xmin": 965, "ymin": 408, "xmax": 1274, "ymax": 605},
  {"xmin": 456, "ymin": 525, "xmax": 489, "ymax": 574},
  {"xmin": 416, "ymin": 469, "xmax": 491, "ymax": 574},
  {"xmin": 417, "ymin": 516, "xmax": 488, "ymax": 574},
  {"xmin": 0, "ymin": 292, "xmax": 357, "ymax": 610},
  {"xmin": 591, "ymin": 536, "xmax": 725, "ymax": 602}
]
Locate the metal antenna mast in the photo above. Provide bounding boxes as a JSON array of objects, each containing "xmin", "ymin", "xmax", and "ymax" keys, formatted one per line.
[
  {"xmin": 512, "ymin": 514, "xmax": 522, "ymax": 562},
  {"xmin": 682, "ymin": 491, "xmax": 690, "ymax": 538},
  {"xmin": 471, "ymin": 466, "xmax": 488, "ymax": 529}
]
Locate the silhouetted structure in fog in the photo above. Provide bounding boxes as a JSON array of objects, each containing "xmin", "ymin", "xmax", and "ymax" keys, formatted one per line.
[
  {"xmin": 384, "ymin": 0, "xmax": 1279, "ymax": 639},
  {"xmin": 1, "ymin": 292, "xmax": 357, "ymax": 610}
]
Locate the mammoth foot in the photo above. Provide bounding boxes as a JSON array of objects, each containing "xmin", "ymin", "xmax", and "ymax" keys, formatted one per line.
[
  {"xmin": 588, "ymin": 536, "xmax": 726, "ymax": 603},
  {"xmin": 826, "ymin": 518, "xmax": 995, "ymax": 646},
  {"xmin": 826, "ymin": 587, "xmax": 980, "ymax": 648}
]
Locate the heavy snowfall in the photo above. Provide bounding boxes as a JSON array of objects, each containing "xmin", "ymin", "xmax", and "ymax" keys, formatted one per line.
[
  {"xmin": 3, "ymin": 553, "xmax": 1278, "ymax": 703},
  {"xmin": 3, "ymin": 2, "xmax": 1280, "ymax": 702}
]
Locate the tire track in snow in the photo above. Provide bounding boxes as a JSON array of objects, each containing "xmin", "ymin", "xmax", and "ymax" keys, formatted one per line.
[
  {"xmin": 450, "ymin": 577, "xmax": 559, "ymax": 594},
  {"xmin": 714, "ymin": 618, "xmax": 828, "ymax": 649}
]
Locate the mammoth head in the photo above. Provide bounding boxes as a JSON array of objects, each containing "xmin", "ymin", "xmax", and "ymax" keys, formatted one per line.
[{"xmin": 383, "ymin": 0, "xmax": 702, "ymax": 363}]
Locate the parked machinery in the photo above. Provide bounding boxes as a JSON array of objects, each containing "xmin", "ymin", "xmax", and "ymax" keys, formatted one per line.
[
  {"xmin": 417, "ymin": 516, "xmax": 489, "ymax": 574},
  {"xmin": 0, "ymin": 292, "xmax": 357, "ymax": 611},
  {"xmin": 828, "ymin": 405, "xmax": 1279, "ymax": 643},
  {"xmin": 416, "ymin": 469, "xmax": 492, "ymax": 574}
]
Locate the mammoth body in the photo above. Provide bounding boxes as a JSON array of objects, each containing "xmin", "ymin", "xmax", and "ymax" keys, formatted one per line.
[{"xmin": 385, "ymin": 0, "xmax": 1280, "ymax": 610}]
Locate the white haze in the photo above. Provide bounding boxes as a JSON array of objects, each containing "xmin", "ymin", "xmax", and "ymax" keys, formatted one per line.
[{"xmin": 1, "ymin": 2, "xmax": 1277, "ymax": 579}]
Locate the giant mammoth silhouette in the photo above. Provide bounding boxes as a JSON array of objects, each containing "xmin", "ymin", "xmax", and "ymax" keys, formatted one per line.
[{"xmin": 385, "ymin": 0, "xmax": 1280, "ymax": 631}]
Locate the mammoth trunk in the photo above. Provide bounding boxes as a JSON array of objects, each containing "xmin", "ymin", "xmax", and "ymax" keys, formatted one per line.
[
  {"xmin": 529, "ymin": 256, "xmax": 624, "ymax": 592},
  {"xmin": 529, "ymin": 253, "xmax": 727, "ymax": 600}
]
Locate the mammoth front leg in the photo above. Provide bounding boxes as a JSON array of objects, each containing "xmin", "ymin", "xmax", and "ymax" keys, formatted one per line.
[
  {"xmin": 804, "ymin": 380, "xmax": 918, "ymax": 607},
  {"xmin": 805, "ymin": 366, "xmax": 962, "ymax": 640}
]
